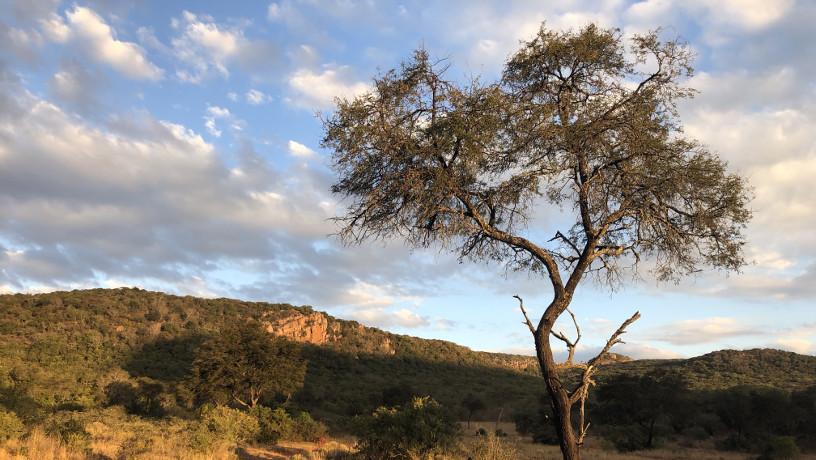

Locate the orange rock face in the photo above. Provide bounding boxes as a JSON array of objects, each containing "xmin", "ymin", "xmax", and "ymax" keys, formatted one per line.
[{"xmin": 262, "ymin": 310, "xmax": 331, "ymax": 345}]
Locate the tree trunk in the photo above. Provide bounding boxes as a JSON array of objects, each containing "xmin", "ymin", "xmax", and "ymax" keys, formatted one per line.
[{"xmin": 536, "ymin": 314, "xmax": 581, "ymax": 460}]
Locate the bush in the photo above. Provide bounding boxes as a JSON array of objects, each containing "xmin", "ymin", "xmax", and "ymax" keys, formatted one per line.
[
  {"xmin": 354, "ymin": 396, "xmax": 460, "ymax": 459},
  {"xmin": 251, "ymin": 406, "xmax": 292, "ymax": 443},
  {"xmin": 757, "ymin": 436, "xmax": 800, "ymax": 460},
  {"xmin": 193, "ymin": 405, "xmax": 260, "ymax": 447},
  {"xmin": 291, "ymin": 411, "xmax": 326, "ymax": 442},
  {"xmin": 45, "ymin": 415, "xmax": 90, "ymax": 448},
  {"xmin": 250, "ymin": 406, "xmax": 327, "ymax": 444},
  {"xmin": 0, "ymin": 409, "xmax": 24, "ymax": 441}
]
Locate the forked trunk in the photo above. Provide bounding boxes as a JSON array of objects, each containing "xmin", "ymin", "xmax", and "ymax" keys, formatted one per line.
[{"xmin": 536, "ymin": 322, "xmax": 581, "ymax": 460}]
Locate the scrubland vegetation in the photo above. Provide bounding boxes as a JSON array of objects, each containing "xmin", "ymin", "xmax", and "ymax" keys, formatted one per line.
[{"xmin": 0, "ymin": 288, "xmax": 814, "ymax": 459}]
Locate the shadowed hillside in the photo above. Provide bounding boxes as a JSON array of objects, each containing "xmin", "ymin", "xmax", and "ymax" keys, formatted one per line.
[{"xmin": 1, "ymin": 288, "xmax": 813, "ymax": 424}]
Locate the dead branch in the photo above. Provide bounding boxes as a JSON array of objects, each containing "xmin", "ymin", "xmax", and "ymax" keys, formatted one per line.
[
  {"xmin": 550, "ymin": 307, "xmax": 582, "ymax": 365},
  {"xmin": 512, "ymin": 295, "xmax": 536, "ymax": 335},
  {"xmin": 570, "ymin": 310, "xmax": 640, "ymax": 445}
]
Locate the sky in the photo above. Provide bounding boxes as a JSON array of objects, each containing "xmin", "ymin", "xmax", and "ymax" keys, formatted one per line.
[{"xmin": 0, "ymin": 0, "xmax": 814, "ymax": 360}]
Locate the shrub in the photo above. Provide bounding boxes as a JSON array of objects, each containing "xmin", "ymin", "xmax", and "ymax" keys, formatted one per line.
[
  {"xmin": 0, "ymin": 409, "xmax": 24, "ymax": 441},
  {"xmin": 758, "ymin": 436, "xmax": 800, "ymax": 460},
  {"xmin": 251, "ymin": 406, "xmax": 292, "ymax": 443},
  {"xmin": 354, "ymin": 396, "xmax": 460, "ymax": 459},
  {"xmin": 198, "ymin": 404, "xmax": 259, "ymax": 444},
  {"xmin": 291, "ymin": 411, "xmax": 327, "ymax": 442},
  {"xmin": 45, "ymin": 415, "xmax": 90, "ymax": 448},
  {"xmin": 250, "ymin": 406, "xmax": 327, "ymax": 444}
]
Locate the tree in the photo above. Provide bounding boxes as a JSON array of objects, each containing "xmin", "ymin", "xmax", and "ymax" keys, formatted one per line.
[
  {"xmin": 462, "ymin": 392, "xmax": 486, "ymax": 428},
  {"xmin": 190, "ymin": 322, "xmax": 307, "ymax": 408},
  {"xmin": 323, "ymin": 24, "xmax": 751, "ymax": 460}
]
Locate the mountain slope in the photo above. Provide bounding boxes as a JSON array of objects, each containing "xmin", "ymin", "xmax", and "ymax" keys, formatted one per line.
[{"xmin": 0, "ymin": 288, "xmax": 813, "ymax": 425}]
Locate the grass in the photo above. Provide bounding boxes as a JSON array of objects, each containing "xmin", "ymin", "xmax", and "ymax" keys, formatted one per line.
[{"xmin": 462, "ymin": 421, "xmax": 816, "ymax": 460}]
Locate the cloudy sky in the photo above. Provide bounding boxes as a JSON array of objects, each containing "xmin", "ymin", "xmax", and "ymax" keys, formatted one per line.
[{"xmin": 1, "ymin": 0, "xmax": 813, "ymax": 359}]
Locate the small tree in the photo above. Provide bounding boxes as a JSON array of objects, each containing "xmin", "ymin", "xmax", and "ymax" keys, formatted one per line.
[
  {"xmin": 190, "ymin": 322, "xmax": 306, "ymax": 408},
  {"xmin": 324, "ymin": 24, "xmax": 751, "ymax": 460},
  {"xmin": 462, "ymin": 393, "xmax": 486, "ymax": 428}
]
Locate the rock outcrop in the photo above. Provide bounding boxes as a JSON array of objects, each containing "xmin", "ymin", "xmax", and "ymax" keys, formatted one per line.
[{"xmin": 262, "ymin": 310, "xmax": 332, "ymax": 345}]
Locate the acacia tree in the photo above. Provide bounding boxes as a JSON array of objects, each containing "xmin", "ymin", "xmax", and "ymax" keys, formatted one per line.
[
  {"xmin": 191, "ymin": 322, "xmax": 306, "ymax": 409},
  {"xmin": 323, "ymin": 24, "xmax": 751, "ymax": 460}
]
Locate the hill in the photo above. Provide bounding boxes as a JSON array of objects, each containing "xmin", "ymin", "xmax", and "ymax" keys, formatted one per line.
[{"xmin": 0, "ymin": 288, "xmax": 813, "ymax": 427}]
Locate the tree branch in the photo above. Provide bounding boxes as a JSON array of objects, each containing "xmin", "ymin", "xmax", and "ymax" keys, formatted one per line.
[
  {"xmin": 569, "ymin": 310, "xmax": 641, "ymax": 443},
  {"xmin": 513, "ymin": 295, "xmax": 536, "ymax": 335}
]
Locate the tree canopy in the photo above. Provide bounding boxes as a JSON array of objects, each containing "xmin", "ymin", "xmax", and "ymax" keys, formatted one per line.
[
  {"xmin": 324, "ymin": 23, "xmax": 752, "ymax": 460},
  {"xmin": 190, "ymin": 322, "xmax": 306, "ymax": 408}
]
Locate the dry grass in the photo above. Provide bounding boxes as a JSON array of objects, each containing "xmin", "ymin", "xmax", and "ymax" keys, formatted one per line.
[
  {"xmin": 0, "ymin": 424, "xmax": 238, "ymax": 460},
  {"xmin": 461, "ymin": 421, "xmax": 816, "ymax": 460}
]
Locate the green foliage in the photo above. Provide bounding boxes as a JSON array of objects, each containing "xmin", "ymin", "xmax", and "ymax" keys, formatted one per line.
[
  {"xmin": 45, "ymin": 414, "xmax": 90, "ymax": 448},
  {"xmin": 354, "ymin": 396, "xmax": 460, "ymax": 459},
  {"xmin": 594, "ymin": 373, "xmax": 687, "ymax": 450},
  {"xmin": 190, "ymin": 321, "xmax": 306, "ymax": 408},
  {"xmin": 0, "ymin": 409, "xmax": 24, "ymax": 441},
  {"xmin": 104, "ymin": 378, "xmax": 172, "ymax": 417},
  {"xmin": 512, "ymin": 395, "xmax": 558, "ymax": 445},
  {"xmin": 196, "ymin": 404, "xmax": 259, "ymax": 445},
  {"xmin": 461, "ymin": 393, "xmax": 486, "ymax": 427},
  {"xmin": 250, "ymin": 405, "xmax": 327, "ymax": 443},
  {"xmin": 291, "ymin": 410, "xmax": 327, "ymax": 442},
  {"xmin": 758, "ymin": 436, "xmax": 800, "ymax": 460}
]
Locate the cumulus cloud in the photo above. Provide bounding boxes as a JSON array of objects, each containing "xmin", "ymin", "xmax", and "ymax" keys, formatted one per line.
[
  {"xmin": 48, "ymin": 59, "xmax": 106, "ymax": 114},
  {"xmin": 287, "ymin": 140, "xmax": 315, "ymax": 158},
  {"xmin": 0, "ymin": 75, "xmax": 323, "ymax": 288},
  {"xmin": 170, "ymin": 11, "xmax": 279, "ymax": 83},
  {"xmin": 287, "ymin": 66, "xmax": 369, "ymax": 110},
  {"xmin": 63, "ymin": 6, "xmax": 163, "ymax": 80}
]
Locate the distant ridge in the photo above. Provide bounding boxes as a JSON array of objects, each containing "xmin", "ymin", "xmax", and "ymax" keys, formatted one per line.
[{"xmin": 0, "ymin": 288, "xmax": 813, "ymax": 422}]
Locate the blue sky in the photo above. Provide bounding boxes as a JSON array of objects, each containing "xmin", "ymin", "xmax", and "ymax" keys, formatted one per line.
[{"xmin": 1, "ymin": 0, "xmax": 814, "ymax": 359}]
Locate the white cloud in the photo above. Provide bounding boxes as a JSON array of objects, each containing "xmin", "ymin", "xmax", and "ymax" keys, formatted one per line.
[
  {"xmin": 245, "ymin": 89, "xmax": 269, "ymax": 105},
  {"xmin": 775, "ymin": 337, "xmax": 813, "ymax": 354},
  {"xmin": 64, "ymin": 6, "xmax": 163, "ymax": 81},
  {"xmin": 39, "ymin": 13, "xmax": 70, "ymax": 43},
  {"xmin": 287, "ymin": 66, "xmax": 370, "ymax": 110},
  {"xmin": 203, "ymin": 105, "xmax": 237, "ymax": 137},
  {"xmin": 169, "ymin": 11, "xmax": 279, "ymax": 83},
  {"xmin": 267, "ymin": 3, "xmax": 282, "ymax": 20},
  {"xmin": 287, "ymin": 140, "xmax": 315, "ymax": 158},
  {"xmin": 171, "ymin": 11, "xmax": 243, "ymax": 83},
  {"xmin": 647, "ymin": 317, "xmax": 760, "ymax": 345},
  {"xmin": 626, "ymin": 0, "xmax": 792, "ymax": 30}
]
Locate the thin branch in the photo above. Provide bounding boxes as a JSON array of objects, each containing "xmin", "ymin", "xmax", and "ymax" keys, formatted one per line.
[
  {"xmin": 569, "ymin": 310, "xmax": 641, "ymax": 443},
  {"xmin": 512, "ymin": 295, "xmax": 536, "ymax": 335}
]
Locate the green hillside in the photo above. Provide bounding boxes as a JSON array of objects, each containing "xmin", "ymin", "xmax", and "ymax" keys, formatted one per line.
[{"xmin": 0, "ymin": 288, "xmax": 813, "ymax": 427}]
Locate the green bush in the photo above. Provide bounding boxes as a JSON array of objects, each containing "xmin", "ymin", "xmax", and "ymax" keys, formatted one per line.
[
  {"xmin": 758, "ymin": 436, "xmax": 800, "ymax": 460},
  {"xmin": 45, "ymin": 415, "xmax": 90, "ymax": 448},
  {"xmin": 250, "ymin": 406, "xmax": 326, "ymax": 443},
  {"xmin": 198, "ymin": 404, "xmax": 259, "ymax": 443},
  {"xmin": 354, "ymin": 396, "xmax": 460, "ymax": 459},
  {"xmin": 291, "ymin": 410, "xmax": 326, "ymax": 442},
  {"xmin": 0, "ymin": 409, "xmax": 24, "ymax": 441},
  {"xmin": 251, "ymin": 406, "xmax": 292, "ymax": 443}
]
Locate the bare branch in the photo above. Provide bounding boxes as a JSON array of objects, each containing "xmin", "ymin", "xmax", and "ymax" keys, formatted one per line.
[
  {"xmin": 569, "ymin": 310, "xmax": 640, "ymax": 443},
  {"xmin": 512, "ymin": 295, "xmax": 536, "ymax": 335},
  {"xmin": 550, "ymin": 307, "xmax": 582, "ymax": 366}
]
